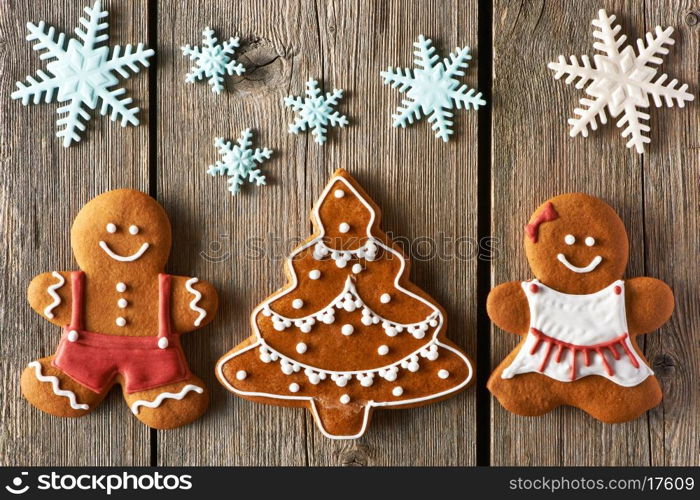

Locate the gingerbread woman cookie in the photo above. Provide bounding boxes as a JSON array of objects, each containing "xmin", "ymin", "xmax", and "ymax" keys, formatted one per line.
[
  {"xmin": 23, "ymin": 189, "xmax": 218, "ymax": 429},
  {"xmin": 216, "ymin": 169, "xmax": 474, "ymax": 438},
  {"xmin": 487, "ymin": 193, "xmax": 673, "ymax": 423}
]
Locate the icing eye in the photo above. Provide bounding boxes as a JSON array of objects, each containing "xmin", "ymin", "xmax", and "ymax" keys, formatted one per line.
[
  {"xmin": 564, "ymin": 234, "xmax": 575, "ymax": 245},
  {"xmin": 106, "ymin": 223, "xmax": 117, "ymax": 233},
  {"xmin": 585, "ymin": 236, "xmax": 595, "ymax": 247},
  {"xmin": 129, "ymin": 225, "xmax": 139, "ymax": 235}
]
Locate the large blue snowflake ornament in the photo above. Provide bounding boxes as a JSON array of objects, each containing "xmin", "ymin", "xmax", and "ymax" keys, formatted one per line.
[
  {"xmin": 381, "ymin": 35, "xmax": 485, "ymax": 142},
  {"xmin": 207, "ymin": 129, "xmax": 273, "ymax": 196},
  {"xmin": 284, "ymin": 78, "xmax": 348, "ymax": 145},
  {"xmin": 11, "ymin": 1, "xmax": 154, "ymax": 147},
  {"xmin": 181, "ymin": 27, "xmax": 245, "ymax": 94}
]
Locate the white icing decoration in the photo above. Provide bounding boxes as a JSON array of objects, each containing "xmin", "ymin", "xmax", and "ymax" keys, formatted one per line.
[
  {"xmin": 289, "ymin": 383, "xmax": 300, "ymax": 393},
  {"xmin": 99, "ymin": 241, "xmax": 150, "ymax": 262},
  {"xmin": 216, "ymin": 175, "xmax": 474, "ymax": 440},
  {"xmin": 438, "ymin": 369, "xmax": 450, "ymax": 379},
  {"xmin": 564, "ymin": 234, "xmax": 575, "ymax": 245},
  {"xmin": 557, "ymin": 253, "xmax": 603, "ymax": 273},
  {"xmin": 116, "ymin": 282, "xmax": 127, "ymax": 292},
  {"xmin": 117, "ymin": 298, "xmax": 128, "ymax": 308},
  {"xmin": 236, "ymin": 370, "xmax": 247, "ymax": 380},
  {"xmin": 352, "ymin": 263, "xmax": 363, "ymax": 274},
  {"xmin": 185, "ymin": 277, "xmax": 207, "ymax": 327},
  {"xmin": 334, "ymin": 189, "xmax": 345, "ymax": 198},
  {"xmin": 340, "ymin": 394, "xmax": 351, "ymax": 404},
  {"xmin": 130, "ymin": 384, "xmax": 204, "ymax": 414},
  {"xmin": 28, "ymin": 361, "xmax": 88, "ymax": 410},
  {"xmin": 377, "ymin": 345, "xmax": 389, "ymax": 355},
  {"xmin": 392, "ymin": 386, "xmax": 403, "ymax": 397},
  {"xmin": 585, "ymin": 236, "xmax": 596, "ymax": 247},
  {"xmin": 502, "ymin": 280, "xmax": 652, "ymax": 386},
  {"xmin": 380, "ymin": 293, "xmax": 391, "ymax": 304},
  {"xmin": 158, "ymin": 337, "xmax": 169, "ymax": 349},
  {"xmin": 44, "ymin": 271, "xmax": 65, "ymax": 319},
  {"xmin": 67, "ymin": 330, "xmax": 79, "ymax": 342},
  {"xmin": 341, "ymin": 324, "xmax": 354, "ymax": 336},
  {"xmin": 129, "ymin": 225, "xmax": 139, "ymax": 235},
  {"xmin": 309, "ymin": 270, "xmax": 321, "ymax": 280},
  {"xmin": 338, "ymin": 222, "xmax": 350, "ymax": 233},
  {"xmin": 116, "ymin": 317, "xmax": 126, "ymax": 327},
  {"xmin": 106, "ymin": 223, "xmax": 117, "ymax": 233},
  {"xmin": 292, "ymin": 298, "xmax": 304, "ymax": 309},
  {"xmin": 312, "ymin": 239, "xmax": 378, "ymax": 267},
  {"xmin": 296, "ymin": 342, "xmax": 308, "ymax": 354}
]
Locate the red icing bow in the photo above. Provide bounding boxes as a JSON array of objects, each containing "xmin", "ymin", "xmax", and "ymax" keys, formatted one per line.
[{"xmin": 525, "ymin": 202, "xmax": 558, "ymax": 243}]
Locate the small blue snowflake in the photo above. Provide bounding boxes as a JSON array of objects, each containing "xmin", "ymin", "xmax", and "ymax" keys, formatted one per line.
[
  {"xmin": 181, "ymin": 27, "xmax": 245, "ymax": 94},
  {"xmin": 207, "ymin": 129, "xmax": 273, "ymax": 196},
  {"xmin": 11, "ymin": 0, "xmax": 154, "ymax": 147},
  {"xmin": 381, "ymin": 35, "xmax": 485, "ymax": 142},
  {"xmin": 283, "ymin": 78, "xmax": 348, "ymax": 145}
]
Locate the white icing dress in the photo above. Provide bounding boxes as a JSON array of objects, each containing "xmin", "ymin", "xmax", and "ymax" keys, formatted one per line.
[{"xmin": 501, "ymin": 280, "xmax": 653, "ymax": 387}]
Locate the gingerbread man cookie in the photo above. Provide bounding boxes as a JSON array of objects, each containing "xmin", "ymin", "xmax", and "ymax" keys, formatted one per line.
[
  {"xmin": 23, "ymin": 189, "xmax": 218, "ymax": 429},
  {"xmin": 217, "ymin": 169, "xmax": 474, "ymax": 438},
  {"xmin": 487, "ymin": 193, "xmax": 673, "ymax": 423}
]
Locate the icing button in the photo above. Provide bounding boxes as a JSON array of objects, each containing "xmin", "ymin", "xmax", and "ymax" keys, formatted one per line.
[
  {"xmin": 157, "ymin": 337, "xmax": 169, "ymax": 349},
  {"xmin": 438, "ymin": 369, "xmax": 450, "ymax": 379},
  {"xmin": 67, "ymin": 330, "xmax": 79, "ymax": 342},
  {"xmin": 341, "ymin": 324, "xmax": 354, "ymax": 336},
  {"xmin": 614, "ymin": 285, "xmax": 622, "ymax": 295},
  {"xmin": 529, "ymin": 283, "xmax": 539, "ymax": 293},
  {"xmin": 338, "ymin": 222, "xmax": 350, "ymax": 233},
  {"xmin": 377, "ymin": 345, "xmax": 389, "ymax": 355},
  {"xmin": 288, "ymin": 383, "xmax": 300, "ymax": 393},
  {"xmin": 309, "ymin": 270, "xmax": 321, "ymax": 280},
  {"xmin": 117, "ymin": 298, "xmax": 128, "ymax": 308},
  {"xmin": 115, "ymin": 317, "xmax": 126, "ymax": 327},
  {"xmin": 339, "ymin": 394, "xmax": 350, "ymax": 404},
  {"xmin": 296, "ymin": 342, "xmax": 308, "ymax": 354},
  {"xmin": 116, "ymin": 282, "xmax": 127, "ymax": 293},
  {"xmin": 392, "ymin": 386, "xmax": 404, "ymax": 397},
  {"xmin": 236, "ymin": 370, "xmax": 247, "ymax": 381},
  {"xmin": 380, "ymin": 293, "xmax": 391, "ymax": 304}
]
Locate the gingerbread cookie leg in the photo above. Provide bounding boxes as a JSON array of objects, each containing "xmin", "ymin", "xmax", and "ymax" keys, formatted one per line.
[{"xmin": 20, "ymin": 356, "xmax": 108, "ymax": 417}]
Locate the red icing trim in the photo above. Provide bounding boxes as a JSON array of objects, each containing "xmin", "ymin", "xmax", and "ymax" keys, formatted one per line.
[
  {"xmin": 158, "ymin": 273, "xmax": 171, "ymax": 339},
  {"xmin": 525, "ymin": 202, "xmax": 559, "ymax": 243},
  {"xmin": 529, "ymin": 328, "xmax": 638, "ymax": 381},
  {"xmin": 70, "ymin": 271, "xmax": 84, "ymax": 330}
]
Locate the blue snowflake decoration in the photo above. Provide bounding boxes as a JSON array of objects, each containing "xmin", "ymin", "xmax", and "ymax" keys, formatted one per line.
[
  {"xmin": 283, "ymin": 78, "xmax": 348, "ymax": 145},
  {"xmin": 181, "ymin": 27, "xmax": 245, "ymax": 94},
  {"xmin": 207, "ymin": 129, "xmax": 273, "ymax": 196},
  {"xmin": 380, "ymin": 35, "xmax": 485, "ymax": 142},
  {"xmin": 11, "ymin": 0, "xmax": 154, "ymax": 147}
]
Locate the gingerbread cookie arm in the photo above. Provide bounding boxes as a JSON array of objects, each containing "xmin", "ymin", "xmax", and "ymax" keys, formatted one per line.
[
  {"xmin": 625, "ymin": 277, "xmax": 674, "ymax": 335},
  {"xmin": 486, "ymin": 281, "xmax": 530, "ymax": 335},
  {"xmin": 169, "ymin": 275, "xmax": 218, "ymax": 333},
  {"xmin": 27, "ymin": 271, "xmax": 73, "ymax": 327}
]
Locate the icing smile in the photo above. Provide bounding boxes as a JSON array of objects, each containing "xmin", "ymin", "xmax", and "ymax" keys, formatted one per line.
[
  {"xmin": 556, "ymin": 253, "xmax": 602, "ymax": 274},
  {"xmin": 99, "ymin": 241, "xmax": 150, "ymax": 262}
]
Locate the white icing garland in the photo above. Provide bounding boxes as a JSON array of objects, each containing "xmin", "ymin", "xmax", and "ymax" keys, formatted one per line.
[
  {"xmin": 130, "ymin": 384, "xmax": 204, "ymax": 414},
  {"xmin": 261, "ymin": 277, "xmax": 439, "ymax": 338},
  {"xmin": 312, "ymin": 239, "xmax": 379, "ymax": 267},
  {"xmin": 44, "ymin": 271, "xmax": 65, "ymax": 319},
  {"xmin": 185, "ymin": 277, "xmax": 207, "ymax": 326},
  {"xmin": 28, "ymin": 361, "xmax": 89, "ymax": 410}
]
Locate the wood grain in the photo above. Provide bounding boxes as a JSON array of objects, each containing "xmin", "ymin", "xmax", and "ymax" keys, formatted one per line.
[{"xmin": 0, "ymin": 0, "xmax": 150, "ymax": 465}]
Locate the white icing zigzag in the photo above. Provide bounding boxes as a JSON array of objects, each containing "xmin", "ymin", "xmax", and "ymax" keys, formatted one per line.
[
  {"xmin": 28, "ymin": 361, "xmax": 89, "ymax": 410},
  {"xmin": 185, "ymin": 277, "xmax": 207, "ymax": 327},
  {"xmin": 44, "ymin": 271, "xmax": 65, "ymax": 319},
  {"xmin": 261, "ymin": 277, "xmax": 439, "ymax": 338},
  {"xmin": 130, "ymin": 384, "xmax": 204, "ymax": 415}
]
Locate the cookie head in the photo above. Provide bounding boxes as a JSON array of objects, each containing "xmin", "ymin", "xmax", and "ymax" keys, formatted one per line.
[
  {"xmin": 71, "ymin": 189, "xmax": 172, "ymax": 272},
  {"xmin": 524, "ymin": 193, "xmax": 628, "ymax": 294}
]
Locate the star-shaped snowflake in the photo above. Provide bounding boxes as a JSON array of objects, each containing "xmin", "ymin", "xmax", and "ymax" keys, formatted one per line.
[
  {"xmin": 10, "ymin": 1, "xmax": 154, "ymax": 147},
  {"xmin": 548, "ymin": 9, "xmax": 694, "ymax": 154},
  {"xmin": 283, "ymin": 78, "xmax": 348, "ymax": 145},
  {"xmin": 207, "ymin": 129, "xmax": 272, "ymax": 196},
  {"xmin": 181, "ymin": 27, "xmax": 245, "ymax": 94},
  {"xmin": 381, "ymin": 35, "xmax": 485, "ymax": 142}
]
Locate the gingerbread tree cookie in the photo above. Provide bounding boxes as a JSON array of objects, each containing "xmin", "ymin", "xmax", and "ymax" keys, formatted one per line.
[
  {"xmin": 22, "ymin": 189, "xmax": 218, "ymax": 429},
  {"xmin": 217, "ymin": 169, "xmax": 474, "ymax": 438}
]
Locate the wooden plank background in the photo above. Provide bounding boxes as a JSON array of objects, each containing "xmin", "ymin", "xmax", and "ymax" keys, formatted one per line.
[{"xmin": 0, "ymin": 0, "xmax": 696, "ymax": 466}]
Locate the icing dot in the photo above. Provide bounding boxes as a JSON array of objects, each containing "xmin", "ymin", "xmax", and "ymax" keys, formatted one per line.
[
  {"xmin": 289, "ymin": 383, "xmax": 300, "ymax": 393},
  {"xmin": 106, "ymin": 223, "xmax": 117, "ymax": 233},
  {"xmin": 292, "ymin": 299, "xmax": 304, "ymax": 309},
  {"xmin": 614, "ymin": 285, "xmax": 622, "ymax": 295},
  {"xmin": 585, "ymin": 236, "xmax": 596, "ymax": 247},
  {"xmin": 115, "ymin": 317, "xmax": 126, "ymax": 327},
  {"xmin": 341, "ymin": 324, "xmax": 354, "ymax": 336},
  {"xmin": 67, "ymin": 330, "xmax": 79, "ymax": 342},
  {"xmin": 116, "ymin": 282, "xmax": 127, "ymax": 292},
  {"xmin": 338, "ymin": 222, "xmax": 350, "ymax": 233},
  {"xmin": 380, "ymin": 293, "xmax": 391, "ymax": 304},
  {"xmin": 129, "ymin": 225, "xmax": 139, "ymax": 235},
  {"xmin": 296, "ymin": 342, "xmax": 308, "ymax": 354},
  {"xmin": 334, "ymin": 189, "xmax": 345, "ymax": 198},
  {"xmin": 438, "ymin": 369, "xmax": 450, "ymax": 379},
  {"xmin": 117, "ymin": 298, "xmax": 128, "ymax": 308},
  {"xmin": 529, "ymin": 283, "xmax": 539, "ymax": 293},
  {"xmin": 352, "ymin": 263, "xmax": 363, "ymax": 274},
  {"xmin": 157, "ymin": 337, "xmax": 169, "ymax": 349},
  {"xmin": 564, "ymin": 234, "xmax": 575, "ymax": 245},
  {"xmin": 377, "ymin": 345, "xmax": 389, "ymax": 355},
  {"xmin": 339, "ymin": 394, "xmax": 350, "ymax": 404},
  {"xmin": 309, "ymin": 270, "xmax": 321, "ymax": 280},
  {"xmin": 392, "ymin": 386, "xmax": 404, "ymax": 397},
  {"xmin": 236, "ymin": 370, "xmax": 247, "ymax": 381}
]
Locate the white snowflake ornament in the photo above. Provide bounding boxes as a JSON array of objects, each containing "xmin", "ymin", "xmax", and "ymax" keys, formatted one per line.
[
  {"xmin": 548, "ymin": 9, "xmax": 694, "ymax": 154},
  {"xmin": 207, "ymin": 129, "xmax": 273, "ymax": 196},
  {"xmin": 381, "ymin": 35, "xmax": 485, "ymax": 142},
  {"xmin": 284, "ymin": 78, "xmax": 348, "ymax": 145},
  {"xmin": 11, "ymin": 1, "xmax": 154, "ymax": 147},
  {"xmin": 181, "ymin": 27, "xmax": 245, "ymax": 94}
]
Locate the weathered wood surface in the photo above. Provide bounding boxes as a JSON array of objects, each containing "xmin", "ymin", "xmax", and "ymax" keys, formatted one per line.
[{"xmin": 0, "ymin": 0, "xmax": 697, "ymax": 466}]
